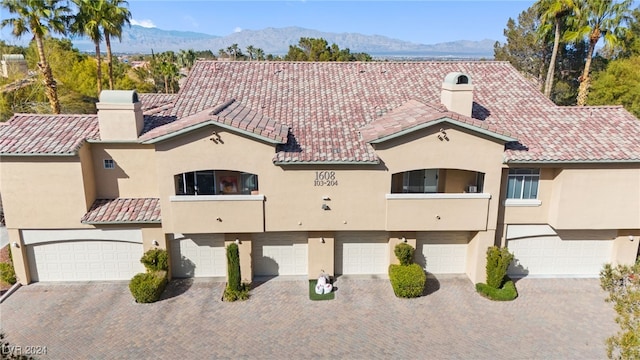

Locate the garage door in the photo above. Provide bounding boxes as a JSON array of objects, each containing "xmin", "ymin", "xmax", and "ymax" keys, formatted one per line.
[
  {"xmin": 507, "ymin": 227, "xmax": 614, "ymax": 277},
  {"xmin": 27, "ymin": 240, "xmax": 144, "ymax": 282},
  {"xmin": 417, "ymin": 232, "xmax": 468, "ymax": 274},
  {"xmin": 171, "ymin": 234, "xmax": 226, "ymax": 278},
  {"xmin": 253, "ymin": 232, "xmax": 308, "ymax": 276},
  {"xmin": 336, "ymin": 232, "xmax": 388, "ymax": 275}
]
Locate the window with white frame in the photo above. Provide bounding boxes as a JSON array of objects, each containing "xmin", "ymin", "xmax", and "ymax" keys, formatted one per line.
[
  {"xmin": 103, "ymin": 159, "xmax": 115, "ymax": 169},
  {"xmin": 506, "ymin": 168, "xmax": 539, "ymax": 199}
]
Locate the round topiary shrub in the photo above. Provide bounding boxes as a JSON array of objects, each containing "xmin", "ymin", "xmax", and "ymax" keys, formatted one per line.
[
  {"xmin": 389, "ymin": 263, "xmax": 426, "ymax": 298},
  {"xmin": 394, "ymin": 242, "xmax": 415, "ymax": 266},
  {"xmin": 129, "ymin": 271, "xmax": 168, "ymax": 303},
  {"xmin": 140, "ymin": 248, "xmax": 169, "ymax": 272}
]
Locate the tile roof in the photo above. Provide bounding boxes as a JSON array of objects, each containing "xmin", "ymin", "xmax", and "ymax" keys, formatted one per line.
[
  {"xmin": 0, "ymin": 114, "xmax": 99, "ymax": 155},
  {"xmin": 139, "ymin": 99, "xmax": 288, "ymax": 143},
  {"xmin": 170, "ymin": 60, "xmax": 640, "ymax": 163},
  {"xmin": 81, "ymin": 198, "xmax": 161, "ymax": 224},
  {"xmin": 359, "ymin": 99, "xmax": 515, "ymax": 143},
  {"xmin": 138, "ymin": 93, "xmax": 176, "ymax": 114}
]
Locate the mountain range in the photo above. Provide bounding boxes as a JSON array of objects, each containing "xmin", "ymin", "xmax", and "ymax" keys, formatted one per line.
[{"xmin": 70, "ymin": 25, "xmax": 496, "ymax": 58}]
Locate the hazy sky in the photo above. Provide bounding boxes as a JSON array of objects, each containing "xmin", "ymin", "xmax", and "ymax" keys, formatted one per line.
[{"xmin": 123, "ymin": 0, "xmax": 537, "ymax": 44}]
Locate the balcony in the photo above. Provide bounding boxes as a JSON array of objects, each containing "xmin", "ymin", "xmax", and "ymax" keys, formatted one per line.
[
  {"xmin": 169, "ymin": 195, "xmax": 264, "ymax": 233},
  {"xmin": 385, "ymin": 193, "xmax": 491, "ymax": 231}
]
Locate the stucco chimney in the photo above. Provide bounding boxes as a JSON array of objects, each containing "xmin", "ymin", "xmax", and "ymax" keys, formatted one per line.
[
  {"xmin": 97, "ymin": 90, "xmax": 143, "ymax": 141},
  {"xmin": 441, "ymin": 72, "xmax": 474, "ymax": 118}
]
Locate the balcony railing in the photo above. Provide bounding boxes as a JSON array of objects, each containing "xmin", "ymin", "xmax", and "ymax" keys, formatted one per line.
[
  {"xmin": 168, "ymin": 195, "xmax": 264, "ymax": 233},
  {"xmin": 385, "ymin": 193, "xmax": 491, "ymax": 231}
]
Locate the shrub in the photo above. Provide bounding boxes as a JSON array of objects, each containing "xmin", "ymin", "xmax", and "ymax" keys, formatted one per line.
[
  {"xmin": 0, "ymin": 262, "xmax": 16, "ymax": 285},
  {"xmin": 394, "ymin": 242, "xmax": 415, "ymax": 266},
  {"xmin": 140, "ymin": 248, "xmax": 168, "ymax": 272},
  {"xmin": 389, "ymin": 263, "xmax": 426, "ymax": 298},
  {"xmin": 485, "ymin": 246, "xmax": 514, "ymax": 289},
  {"xmin": 129, "ymin": 271, "xmax": 167, "ymax": 303},
  {"xmin": 475, "ymin": 278, "xmax": 518, "ymax": 301},
  {"xmin": 226, "ymin": 243, "xmax": 241, "ymax": 292},
  {"xmin": 223, "ymin": 283, "xmax": 250, "ymax": 302}
]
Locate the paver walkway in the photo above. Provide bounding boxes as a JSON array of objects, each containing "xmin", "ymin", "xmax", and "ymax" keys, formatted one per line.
[{"xmin": 0, "ymin": 276, "xmax": 617, "ymax": 359}]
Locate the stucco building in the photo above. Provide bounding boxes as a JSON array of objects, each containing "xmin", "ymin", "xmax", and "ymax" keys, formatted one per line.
[{"xmin": 1, "ymin": 61, "xmax": 639, "ymax": 285}]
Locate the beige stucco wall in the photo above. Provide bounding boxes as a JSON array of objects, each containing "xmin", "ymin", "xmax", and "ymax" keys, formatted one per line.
[
  {"xmin": 307, "ymin": 232, "xmax": 335, "ymax": 279},
  {"xmin": 386, "ymin": 196, "xmax": 490, "ymax": 231},
  {"xmin": 7, "ymin": 229, "xmax": 30, "ymax": 285},
  {"xmin": 612, "ymin": 230, "xmax": 640, "ymax": 266},
  {"xmin": 466, "ymin": 230, "xmax": 495, "ymax": 283},
  {"xmin": 501, "ymin": 167, "xmax": 556, "ymax": 224},
  {"xmin": 0, "ymin": 155, "xmax": 91, "ymax": 229},
  {"xmin": 91, "ymin": 144, "xmax": 159, "ymax": 199},
  {"xmin": 548, "ymin": 167, "xmax": 640, "ymax": 229},
  {"xmin": 79, "ymin": 145, "xmax": 97, "ymax": 209},
  {"xmin": 168, "ymin": 198, "xmax": 264, "ymax": 233},
  {"xmin": 443, "ymin": 169, "xmax": 477, "ymax": 193}
]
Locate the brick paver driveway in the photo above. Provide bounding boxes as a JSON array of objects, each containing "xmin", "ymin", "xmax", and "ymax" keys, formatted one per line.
[{"xmin": 1, "ymin": 276, "xmax": 617, "ymax": 359}]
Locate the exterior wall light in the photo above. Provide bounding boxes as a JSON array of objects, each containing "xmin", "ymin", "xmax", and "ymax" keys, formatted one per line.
[
  {"xmin": 12, "ymin": 242, "xmax": 19, "ymax": 248},
  {"xmin": 402, "ymin": 237, "xmax": 407, "ymax": 243},
  {"xmin": 235, "ymin": 238, "xmax": 240, "ymax": 245},
  {"xmin": 630, "ymin": 235, "xmax": 635, "ymax": 241},
  {"xmin": 152, "ymin": 240, "xmax": 159, "ymax": 246},
  {"xmin": 320, "ymin": 237, "xmax": 325, "ymax": 243}
]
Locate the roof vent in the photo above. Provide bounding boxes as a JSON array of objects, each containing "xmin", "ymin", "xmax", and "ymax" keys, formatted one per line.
[{"xmin": 441, "ymin": 72, "xmax": 474, "ymax": 117}]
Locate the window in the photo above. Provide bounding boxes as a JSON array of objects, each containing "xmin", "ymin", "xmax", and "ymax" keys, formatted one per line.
[
  {"xmin": 391, "ymin": 169, "xmax": 439, "ymax": 193},
  {"xmin": 506, "ymin": 169, "xmax": 539, "ymax": 199},
  {"xmin": 103, "ymin": 159, "xmax": 115, "ymax": 169},
  {"xmin": 174, "ymin": 170, "xmax": 258, "ymax": 195}
]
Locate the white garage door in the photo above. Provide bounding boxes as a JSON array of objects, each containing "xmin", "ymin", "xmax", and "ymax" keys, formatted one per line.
[
  {"xmin": 27, "ymin": 240, "xmax": 144, "ymax": 282},
  {"xmin": 417, "ymin": 232, "xmax": 468, "ymax": 274},
  {"xmin": 336, "ymin": 232, "xmax": 388, "ymax": 275},
  {"xmin": 507, "ymin": 234, "xmax": 613, "ymax": 277},
  {"xmin": 253, "ymin": 232, "xmax": 308, "ymax": 276},
  {"xmin": 171, "ymin": 234, "xmax": 226, "ymax": 278}
]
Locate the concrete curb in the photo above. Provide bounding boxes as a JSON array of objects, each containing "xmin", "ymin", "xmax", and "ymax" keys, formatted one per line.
[{"xmin": 0, "ymin": 282, "xmax": 21, "ymax": 304}]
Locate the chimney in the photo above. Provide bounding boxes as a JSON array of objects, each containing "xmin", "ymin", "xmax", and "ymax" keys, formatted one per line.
[
  {"xmin": 97, "ymin": 90, "xmax": 144, "ymax": 141},
  {"xmin": 440, "ymin": 72, "xmax": 474, "ymax": 118}
]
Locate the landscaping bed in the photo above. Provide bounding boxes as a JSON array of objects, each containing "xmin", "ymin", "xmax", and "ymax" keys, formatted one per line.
[{"xmin": 0, "ymin": 245, "xmax": 14, "ymax": 295}]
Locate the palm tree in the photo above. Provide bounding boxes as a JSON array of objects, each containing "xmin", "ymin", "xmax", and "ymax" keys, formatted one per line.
[
  {"xmin": 536, "ymin": 0, "xmax": 578, "ymax": 99},
  {"xmin": 1, "ymin": 0, "xmax": 71, "ymax": 114},
  {"xmin": 102, "ymin": 0, "xmax": 131, "ymax": 90},
  {"xmin": 254, "ymin": 48, "xmax": 265, "ymax": 61},
  {"xmin": 246, "ymin": 45, "xmax": 255, "ymax": 61},
  {"xmin": 71, "ymin": 0, "xmax": 108, "ymax": 95},
  {"xmin": 178, "ymin": 49, "xmax": 196, "ymax": 70},
  {"xmin": 566, "ymin": 0, "xmax": 633, "ymax": 105}
]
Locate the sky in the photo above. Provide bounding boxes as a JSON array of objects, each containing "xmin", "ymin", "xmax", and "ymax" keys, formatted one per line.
[{"xmin": 122, "ymin": 0, "xmax": 537, "ymax": 44}]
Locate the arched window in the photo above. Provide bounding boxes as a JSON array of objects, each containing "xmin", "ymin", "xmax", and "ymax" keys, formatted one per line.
[{"xmin": 174, "ymin": 170, "xmax": 258, "ymax": 195}]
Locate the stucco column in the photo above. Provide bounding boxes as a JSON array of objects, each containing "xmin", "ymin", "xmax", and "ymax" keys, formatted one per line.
[
  {"xmin": 308, "ymin": 232, "xmax": 334, "ymax": 279},
  {"xmin": 611, "ymin": 230, "xmax": 640, "ymax": 266},
  {"xmin": 388, "ymin": 232, "xmax": 416, "ymax": 265},
  {"xmin": 8, "ymin": 229, "xmax": 30, "ymax": 285},
  {"xmin": 224, "ymin": 234, "xmax": 252, "ymax": 283},
  {"xmin": 466, "ymin": 230, "xmax": 495, "ymax": 284}
]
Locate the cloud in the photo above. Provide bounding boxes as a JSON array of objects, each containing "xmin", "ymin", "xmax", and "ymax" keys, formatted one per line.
[
  {"xmin": 130, "ymin": 19, "xmax": 156, "ymax": 28},
  {"xmin": 234, "ymin": 27, "xmax": 242, "ymax": 33}
]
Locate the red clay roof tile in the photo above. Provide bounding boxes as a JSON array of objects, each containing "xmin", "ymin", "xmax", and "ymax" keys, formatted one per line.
[{"xmin": 81, "ymin": 198, "xmax": 161, "ymax": 224}]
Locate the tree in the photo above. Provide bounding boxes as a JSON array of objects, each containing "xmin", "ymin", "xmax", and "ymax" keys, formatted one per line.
[
  {"xmin": 246, "ymin": 45, "xmax": 255, "ymax": 61},
  {"xmin": 254, "ymin": 48, "xmax": 265, "ymax": 61},
  {"xmin": 566, "ymin": 0, "xmax": 634, "ymax": 105},
  {"xmin": 1, "ymin": 0, "xmax": 71, "ymax": 114},
  {"xmin": 600, "ymin": 260, "xmax": 640, "ymax": 359},
  {"xmin": 71, "ymin": 0, "xmax": 107, "ymax": 95},
  {"xmin": 494, "ymin": 7, "xmax": 549, "ymax": 90},
  {"xmin": 101, "ymin": 0, "xmax": 131, "ymax": 90},
  {"xmin": 284, "ymin": 37, "xmax": 372, "ymax": 62},
  {"xmin": 588, "ymin": 55, "xmax": 640, "ymax": 117},
  {"xmin": 536, "ymin": 0, "xmax": 579, "ymax": 98},
  {"xmin": 178, "ymin": 49, "xmax": 196, "ymax": 70}
]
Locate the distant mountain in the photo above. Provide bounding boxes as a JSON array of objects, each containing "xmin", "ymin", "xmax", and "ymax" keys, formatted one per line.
[{"xmin": 71, "ymin": 25, "xmax": 495, "ymax": 58}]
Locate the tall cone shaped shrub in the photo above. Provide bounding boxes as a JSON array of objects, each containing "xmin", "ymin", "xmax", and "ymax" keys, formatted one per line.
[
  {"xmin": 486, "ymin": 246, "xmax": 514, "ymax": 289},
  {"xmin": 226, "ymin": 243, "xmax": 241, "ymax": 292}
]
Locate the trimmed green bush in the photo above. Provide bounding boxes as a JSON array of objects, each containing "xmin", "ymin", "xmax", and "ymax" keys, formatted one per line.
[
  {"xmin": 140, "ymin": 248, "xmax": 168, "ymax": 272},
  {"xmin": 223, "ymin": 283, "xmax": 250, "ymax": 302},
  {"xmin": 476, "ymin": 278, "xmax": 518, "ymax": 301},
  {"xmin": 226, "ymin": 243, "xmax": 241, "ymax": 292},
  {"xmin": 129, "ymin": 271, "xmax": 168, "ymax": 303},
  {"xmin": 394, "ymin": 242, "xmax": 415, "ymax": 266},
  {"xmin": 389, "ymin": 263, "xmax": 426, "ymax": 298},
  {"xmin": 485, "ymin": 246, "xmax": 514, "ymax": 289},
  {"xmin": 0, "ymin": 262, "xmax": 16, "ymax": 285}
]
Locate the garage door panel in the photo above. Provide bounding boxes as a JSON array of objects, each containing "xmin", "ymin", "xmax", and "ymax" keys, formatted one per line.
[
  {"xmin": 417, "ymin": 232, "xmax": 468, "ymax": 274},
  {"xmin": 508, "ymin": 236, "xmax": 612, "ymax": 276},
  {"xmin": 336, "ymin": 232, "xmax": 388, "ymax": 275},
  {"xmin": 28, "ymin": 240, "xmax": 144, "ymax": 282},
  {"xmin": 171, "ymin": 234, "xmax": 225, "ymax": 278},
  {"xmin": 253, "ymin": 233, "xmax": 308, "ymax": 276}
]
